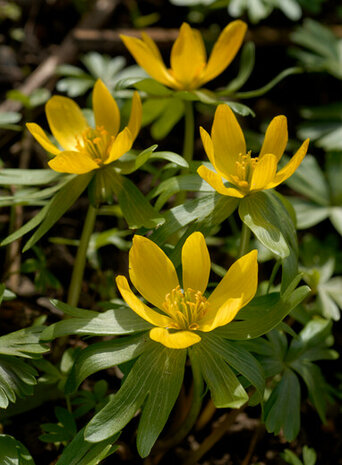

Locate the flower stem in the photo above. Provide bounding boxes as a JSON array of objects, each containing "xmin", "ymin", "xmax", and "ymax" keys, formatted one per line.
[
  {"xmin": 238, "ymin": 221, "xmax": 251, "ymax": 258},
  {"xmin": 67, "ymin": 204, "xmax": 97, "ymax": 307},
  {"xmin": 175, "ymin": 100, "xmax": 195, "ymax": 205},
  {"xmin": 182, "ymin": 100, "xmax": 195, "ymax": 167},
  {"xmin": 155, "ymin": 354, "xmax": 203, "ymax": 451}
]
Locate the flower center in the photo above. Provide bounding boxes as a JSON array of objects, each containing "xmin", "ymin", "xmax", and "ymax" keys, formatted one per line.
[
  {"xmin": 231, "ymin": 151, "xmax": 258, "ymax": 191},
  {"xmin": 75, "ymin": 126, "xmax": 114, "ymax": 165},
  {"xmin": 162, "ymin": 285, "xmax": 209, "ymax": 330}
]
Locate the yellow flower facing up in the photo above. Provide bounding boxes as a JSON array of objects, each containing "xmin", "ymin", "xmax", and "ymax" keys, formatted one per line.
[
  {"xmin": 121, "ymin": 21, "xmax": 247, "ymax": 91},
  {"xmin": 198, "ymin": 104, "xmax": 310, "ymax": 198},
  {"xmin": 116, "ymin": 232, "xmax": 258, "ymax": 349},
  {"xmin": 26, "ymin": 79, "xmax": 142, "ymax": 174}
]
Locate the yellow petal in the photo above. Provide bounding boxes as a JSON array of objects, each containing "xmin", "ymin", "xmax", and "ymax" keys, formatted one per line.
[
  {"xmin": 48, "ymin": 151, "xmax": 99, "ymax": 174},
  {"xmin": 149, "ymin": 327, "xmax": 201, "ymax": 349},
  {"xmin": 259, "ymin": 115, "xmax": 288, "ymax": 162},
  {"xmin": 141, "ymin": 32, "xmax": 164, "ymax": 60},
  {"xmin": 182, "ymin": 232, "xmax": 210, "ymax": 294},
  {"xmin": 127, "ymin": 91, "xmax": 142, "ymax": 141},
  {"xmin": 267, "ymin": 139, "xmax": 310, "ymax": 189},
  {"xmin": 197, "ymin": 165, "xmax": 244, "ymax": 198},
  {"xmin": 211, "ymin": 104, "xmax": 246, "ymax": 179},
  {"xmin": 200, "ymin": 20, "xmax": 247, "ymax": 85},
  {"xmin": 129, "ymin": 235, "xmax": 179, "ymax": 311},
  {"xmin": 170, "ymin": 23, "xmax": 206, "ymax": 88},
  {"xmin": 200, "ymin": 127, "xmax": 216, "ymax": 168},
  {"xmin": 26, "ymin": 123, "xmax": 61, "ymax": 155},
  {"xmin": 121, "ymin": 34, "xmax": 176, "ymax": 88},
  {"xmin": 198, "ymin": 250, "xmax": 258, "ymax": 331},
  {"xmin": 92, "ymin": 79, "xmax": 120, "ymax": 136},
  {"xmin": 46, "ymin": 96, "xmax": 88, "ymax": 151},
  {"xmin": 116, "ymin": 276, "xmax": 173, "ymax": 328},
  {"xmin": 250, "ymin": 153, "xmax": 278, "ymax": 191},
  {"xmin": 198, "ymin": 296, "xmax": 244, "ymax": 332},
  {"xmin": 105, "ymin": 127, "xmax": 133, "ymax": 164}
]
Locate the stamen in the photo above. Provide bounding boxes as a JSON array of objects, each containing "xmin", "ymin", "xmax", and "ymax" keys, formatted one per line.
[
  {"xmin": 233, "ymin": 150, "xmax": 259, "ymax": 190},
  {"xmin": 162, "ymin": 285, "xmax": 209, "ymax": 330},
  {"xmin": 74, "ymin": 126, "xmax": 114, "ymax": 165}
]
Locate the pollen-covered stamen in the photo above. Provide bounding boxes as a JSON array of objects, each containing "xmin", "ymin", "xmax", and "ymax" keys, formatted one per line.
[
  {"xmin": 162, "ymin": 285, "xmax": 209, "ymax": 330},
  {"xmin": 75, "ymin": 126, "xmax": 114, "ymax": 165},
  {"xmin": 232, "ymin": 150, "xmax": 258, "ymax": 190}
]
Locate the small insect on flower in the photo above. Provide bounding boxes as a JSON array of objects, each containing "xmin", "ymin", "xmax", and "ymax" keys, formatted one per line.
[
  {"xmin": 26, "ymin": 79, "xmax": 142, "ymax": 174},
  {"xmin": 198, "ymin": 104, "xmax": 310, "ymax": 198},
  {"xmin": 121, "ymin": 21, "xmax": 247, "ymax": 91},
  {"xmin": 116, "ymin": 232, "xmax": 258, "ymax": 349}
]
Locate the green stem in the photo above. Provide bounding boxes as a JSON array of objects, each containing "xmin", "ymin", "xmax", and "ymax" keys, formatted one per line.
[
  {"xmin": 238, "ymin": 222, "xmax": 251, "ymax": 258},
  {"xmin": 156, "ymin": 355, "xmax": 203, "ymax": 451},
  {"xmin": 175, "ymin": 101, "xmax": 195, "ymax": 206},
  {"xmin": 67, "ymin": 204, "xmax": 97, "ymax": 307},
  {"xmin": 267, "ymin": 260, "xmax": 281, "ymax": 294},
  {"xmin": 182, "ymin": 100, "xmax": 195, "ymax": 167}
]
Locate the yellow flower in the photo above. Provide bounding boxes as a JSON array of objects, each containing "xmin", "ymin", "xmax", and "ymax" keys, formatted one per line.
[
  {"xmin": 26, "ymin": 79, "xmax": 142, "ymax": 174},
  {"xmin": 116, "ymin": 232, "xmax": 258, "ymax": 349},
  {"xmin": 121, "ymin": 21, "xmax": 247, "ymax": 91},
  {"xmin": 197, "ymin": 104, "xmax": 310, "ymax": 198}
]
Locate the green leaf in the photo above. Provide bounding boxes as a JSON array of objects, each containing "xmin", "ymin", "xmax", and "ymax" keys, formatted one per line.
[
  {"xmin": 0, "ymin": 169, "xmax": 62, "ymax": 186},
  {"xmin": 214, "ymin": 284, "xmax": 310, "ymax": 340},
  {"xmin": 201, "ymin": 335, "xmax": 265, "ymax": 402},
  {"xmin": 107, "ymin": 170, "xmax": 164, "ymax": 229},
  {"xmin": 284, "ymin": 155, "xmax": 330, "ymax": 206},
  {"xmin": 23, "ymin": 173, "xmax": 93, "ymax": 251},
  {"xmin": 136, "ymin": 348, "xmax": 186, "ymax": 457},
  {"xmin": 190, "ymin": 342, "xmax": 248, "ymax": 408},
  {"xmin": 282, "ymin": 449, "xmax": 303, "ymax": 465},
  {"xmin": 224, "ymin": 101, "xmax": 255, "ymax": 117},
  {"xmin": 326, "ymin": 151, "xmax": 342, "ymax": 205},
  {"xmin": 330, "ymin": 207, "xmax": 342, "ymax": 235},
  {"xmin": 0, "ymin": 111, "xmax": 21, "ymax": 125},
  {"xmin": 0, "ymin": 326, "xmax": 48, "ymax": 358},
  {"xmin": 65, "ymin": 334, "xmax": 151, "ymax": 393},
  {"xmin": 0, "ymin": 176, "xmax": 72, "ymax": 207},
  {"xmin": 0, "ymin": 356, "xmax": 38, "ymax": 408},
  {"xmin": 56, "ymin": 77, "xmax": 94, "ymax": 97},
  {"xmin": 264, "ymin": 367, "xmax": 301, "ymax": 441},
  {"xmin": 40, "ymin": 302, "xmax": 152, "ymax": 340},
  {"xmin": 0, "ymin": 434, "xmax": 35, "ymax": 465},
  {"xmin": 134, "ymin": 78, "xmax": 172, "ymax": 96},
  {"xmin": 28, "ymin": 88, "xmax": 51, "ymax": 108},
  {"xmin": 289, "ymin": 198, "xmax": 330, "ymax": 229},
  {"xmin": 0, "ymin": 284, "xmax": 5, "ymax": 305},
  {"xmin": 291, "ymin": 361, "xmax": 328, "ymax": 422},
  {"xmin": 151, "ymin": 193, "xmax": 238, "ymax": 245},
  {"xmin": 141, "ymin": 98, "xmax": 169, "ymax": 126},
  {"xmin": 152, "ymin": 174, "xmax": 214, "ymax": 210},
  {"xmin": 56, "ymin": 428, "xmax": 119, "ymax": 465},
  {"xmin": 85, "ymin": 344, "xmax": 186, "ymax": 456},
  {"xmin": 290, "ymin": 19, "xmax": 342, "ymax": 78},
  {"xmin": 239, "ymin": 191, "xmax": 290, "ymax": 258},
  {"xmin": 149, "ymin": 151, "xmax": 188, "ymax": 168},
  {"xmin": 303, "ymin": 446, "xmax": 317, "ymax": 465},
  {"xmin": 1, "ymin": 202, "xmax": 51, "ymax": 247},
  {"xmin": 151, "ymin": 98, "xmax": 184, "ymax": 140},
  {"xmin": 219, "ymin": 42, "xmax": 255, "ymax": 94}
]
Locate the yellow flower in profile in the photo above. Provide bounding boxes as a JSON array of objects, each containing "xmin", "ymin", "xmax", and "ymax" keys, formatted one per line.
[
  {"xmin": 121, "ymin": 21, "xmax": 247, "ymax": 91},
  {"xmin": 197, "ymin": 104, "xmax": 310, "ymax": 198},
  {"xmin": 26, "ymin": 79, "xmax": 142, "ymax": 174},
  {"xmin": 116, "ymin": 232, "xmax": 258, "ymax": 349}
]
